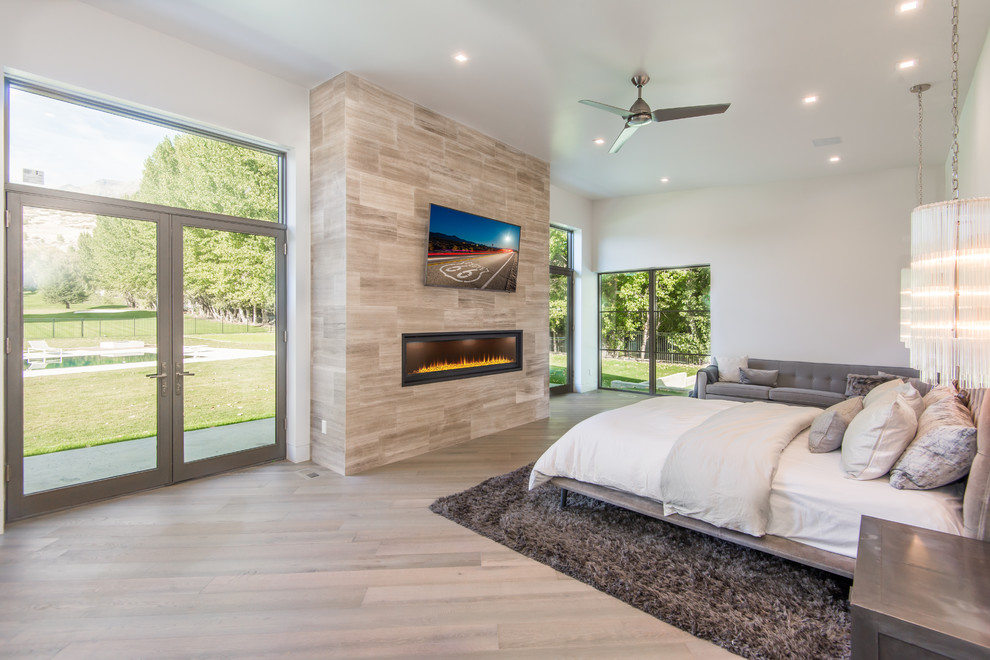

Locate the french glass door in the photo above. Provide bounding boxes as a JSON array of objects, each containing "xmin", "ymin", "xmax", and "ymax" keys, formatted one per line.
[{"xmin": 5, "ymin": 189, "xmax": 285, "ymax": 520}]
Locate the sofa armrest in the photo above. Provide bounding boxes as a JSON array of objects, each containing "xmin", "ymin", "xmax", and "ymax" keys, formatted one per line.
[{"xmin": 695, "ymin": 365, "xmax": 719, "ymax": 399}]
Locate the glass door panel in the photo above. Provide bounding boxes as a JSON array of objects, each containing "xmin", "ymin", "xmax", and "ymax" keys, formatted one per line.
[
  {"xmin": 550, "ymin": 272, "xmax": 571, "ymax": 390},
  {"xmin": 20, "ymin": 206, "xmax": 162, "ymax": 494},
  {"xmin": 180, "ymin": 226, "xmax": 277, "ymax": 463}
]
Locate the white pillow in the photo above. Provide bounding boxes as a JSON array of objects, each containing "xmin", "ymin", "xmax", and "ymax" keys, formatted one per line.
[
  {"xmin": 841, "ymin": 395, "xmax": 919, "ymax": 480},
  {"xmin": 863, "ymin": 380, "xmax": 925, "ymax": 419},
  {"xmin": 715, "ymin": 355, "xmax": 748, "ymax": 383}
]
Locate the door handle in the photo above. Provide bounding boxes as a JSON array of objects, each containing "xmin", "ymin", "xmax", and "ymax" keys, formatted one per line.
[
  {"xmin": 146, "ymin": 362, "xmax": 168, "ymax": 397},
  {"xmin": 175, "ymin": 362, "xmax": 194, "ymax": 396}
]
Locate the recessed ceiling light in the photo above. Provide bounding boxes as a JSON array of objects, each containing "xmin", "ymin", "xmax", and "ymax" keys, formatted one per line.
[
  {"xmin": 453, "ymin": 52, "xmax": 469, "ymax": 63},
  {"xmin": 898, "ymin": 58, "xmax": 918, "ymax": 70},
  {"xmin": 898, "ymin": 0, "xmax": 921, "ymax": 13},
  {"xmin": 803, "ymin": 95, "xmax": 819, "ymax": 104},
  {"xmin": 829, "ymin": 156, "xmax": 841, "ymax": 163},
  {"xmin": 593, "ymin": 137, "xmax": 606, "ymax": 145},
  {"xmin": 660, "ymin": 177, "xmax": 669, "ymax": 183}
]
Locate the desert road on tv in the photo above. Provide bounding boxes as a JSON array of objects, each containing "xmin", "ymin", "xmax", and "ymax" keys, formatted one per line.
[{"xmin": 425, "ymin": 250, "xmax": 519, "ymax": 291}]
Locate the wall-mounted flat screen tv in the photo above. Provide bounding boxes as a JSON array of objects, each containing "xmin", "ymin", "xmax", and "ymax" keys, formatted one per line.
[{"xmin": 424, "ymin": 204, "xmax": 521, "ymax": 292}]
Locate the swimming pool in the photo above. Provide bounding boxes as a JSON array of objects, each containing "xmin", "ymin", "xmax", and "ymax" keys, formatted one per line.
[{"xmin": 24, "ymin": 352, "xmax": 158, "ymax": 371}]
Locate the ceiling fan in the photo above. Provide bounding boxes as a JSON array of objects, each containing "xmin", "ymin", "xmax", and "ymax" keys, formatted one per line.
[{"xmin": 580, "ymin": 74, "xmax": 730, "ymax": 153}]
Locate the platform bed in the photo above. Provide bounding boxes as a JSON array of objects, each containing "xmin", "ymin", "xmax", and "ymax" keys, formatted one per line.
[
  {"xmin": 532, "ymin": 390, "xmax": 990, "ymax": 581},
  {"xmin": 552, "ymin": 476, "xmax": 856, "ymax": 577}
]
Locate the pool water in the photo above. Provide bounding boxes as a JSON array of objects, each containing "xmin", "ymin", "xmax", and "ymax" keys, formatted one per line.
[{"xmin": 24, "ymin": 352, "xmax": 158, "ymax": 371}]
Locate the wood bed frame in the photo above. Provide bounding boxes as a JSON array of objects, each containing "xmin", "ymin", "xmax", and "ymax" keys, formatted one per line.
[{"xmin": 551, "ymin": 476, "xmax": 856, "ymax": 577}]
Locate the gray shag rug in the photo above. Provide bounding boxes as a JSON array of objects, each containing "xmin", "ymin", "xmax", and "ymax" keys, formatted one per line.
[{"xmin": 430, "ymin": 463, "xmax": 851, "ymax": 660}]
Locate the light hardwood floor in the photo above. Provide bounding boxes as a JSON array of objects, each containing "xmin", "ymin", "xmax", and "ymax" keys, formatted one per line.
[{"xmin": 0, "ymin": 391, "xmax": 738, "ymax": 659}]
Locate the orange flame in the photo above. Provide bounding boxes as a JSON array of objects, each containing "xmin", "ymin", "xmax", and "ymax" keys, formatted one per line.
[{"xmin": 411, "ymin": 354, "xmax": 513, "ymax": 374}]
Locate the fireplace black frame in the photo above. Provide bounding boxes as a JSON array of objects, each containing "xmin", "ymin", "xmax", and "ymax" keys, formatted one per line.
[{"xmin": 401, "ymin": 330, "xmax": 523, "ymax": 386}]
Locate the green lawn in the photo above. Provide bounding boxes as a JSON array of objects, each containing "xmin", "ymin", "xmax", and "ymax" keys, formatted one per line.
[
  {"xmin": 600, "ymin": 357, "xmax": 700, "ymax": 391},
  {"xmin": 24, "ymin": 355, "xmax": 275, "ymax": 456},
  {"xmin": 550, "ymin": 352, "xmax": 702, "ymax": 393}
]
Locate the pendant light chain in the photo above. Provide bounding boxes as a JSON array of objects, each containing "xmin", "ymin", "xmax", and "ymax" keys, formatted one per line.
[
  {"xmin": 951, "ymin": 0, "xmax": 960, "ymax": 200},
  {"xmin": 917, "ymin": 86, "xmax": 925, "ymax": 205}
]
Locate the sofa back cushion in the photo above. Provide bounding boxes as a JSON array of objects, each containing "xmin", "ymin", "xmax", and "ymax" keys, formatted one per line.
[{"xmin": 746, "ymin": 359, "xmax": 923, "ymax": 395}]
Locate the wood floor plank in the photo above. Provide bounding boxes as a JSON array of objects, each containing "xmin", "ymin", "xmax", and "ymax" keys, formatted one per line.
[{"xmin": 0, "ymin": 391, "xmax": 738, "ymax": 658}]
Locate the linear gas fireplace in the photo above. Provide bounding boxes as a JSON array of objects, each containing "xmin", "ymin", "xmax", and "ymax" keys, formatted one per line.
[{"xmin": 402, "ymin": 330, "xmax": 523, "ymax": 386}]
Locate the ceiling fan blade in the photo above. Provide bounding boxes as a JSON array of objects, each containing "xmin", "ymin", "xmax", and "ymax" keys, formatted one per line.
[
  {"xmin": 609, "ymin": 123, "xmax": 640, "ymax": 153},
  {"xmin": 652, "ymin": 103, "xmax": 730, "ymax": 123},
  {"xmin": 579, "ymin": 99, "xmax": 633, "ymax": 119}
]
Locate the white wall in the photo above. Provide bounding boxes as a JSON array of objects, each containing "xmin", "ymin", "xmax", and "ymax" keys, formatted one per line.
[
  {"xmin": 550, "ymin": 185, "xmax": 597, "ymax": 392},
  {"xmin": 0, "ymin": 0, "xmax": 313, "ymax": 525},
  {"xmin": 593, "ymin": 167, "xmax": 943, "ymax": 367},
  {"xmin": 957, "ymin": 24, "xmax": 990, "ymax": 197}
]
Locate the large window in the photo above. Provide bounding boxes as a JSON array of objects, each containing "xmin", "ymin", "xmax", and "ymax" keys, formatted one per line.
[
  {"xmin": 599, "ymin": 266, "xmax": 710, "ymax": 395},
  {"xmin": 4, "ymin": 78, "xmax": 287, "ymax": 521},
  {"xmin": 7, "ymin": 82, "xmax": 283, "ymax": 222},
  {"xmin": 549, "ymin": 226, "xmax": 574, "ymax": 393}
]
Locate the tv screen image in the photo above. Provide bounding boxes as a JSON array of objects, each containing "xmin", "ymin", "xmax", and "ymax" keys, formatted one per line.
[{"xmin": 424, "ymin": 204, "xmax": 521, "ymax": 292}]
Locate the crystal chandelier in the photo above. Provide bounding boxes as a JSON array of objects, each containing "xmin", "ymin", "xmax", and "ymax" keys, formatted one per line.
[{"xmin": 908, "ymin": 0, "xmax": 990, "ymax": 388}]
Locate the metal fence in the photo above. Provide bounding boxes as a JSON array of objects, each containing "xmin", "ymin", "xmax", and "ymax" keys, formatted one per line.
[{"xmin": 24, "ymin": 316, "xmax": 274, "ymax": 340}]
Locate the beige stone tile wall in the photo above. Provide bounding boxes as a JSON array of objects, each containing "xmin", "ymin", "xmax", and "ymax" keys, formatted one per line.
[{"xmin": 311, "ymin": 72, "xmax": 550, "ymax": 475}]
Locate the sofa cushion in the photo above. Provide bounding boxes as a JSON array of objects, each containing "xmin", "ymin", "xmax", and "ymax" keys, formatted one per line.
[
  {"xmin": 769, "ymin": 387, "xmax": 845, "ymax": 407},
  {"xmin": 714, "ymin": 355, "xmax": 748, "ymax": 383},
  {"xmin": 739, "ymin": 367, "xmax": 778, "ymax": 386},
  {"xmin": 706, "ymin": 382, "xmax": 771, "ymax": 400}
]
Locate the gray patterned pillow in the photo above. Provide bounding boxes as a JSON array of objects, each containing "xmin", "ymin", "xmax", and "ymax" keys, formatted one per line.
[
  {"xmin": 809, "ymin": 396, "xmax": 864, "ymax": 453},
  {"xmin": 922, "ymin": 383, "xmax": 958, "ymax": 408},
  {"xmin": 889, "ymin": 425, "xmax": 978, "ymax": 490},
  {"xmin": 844, "ymin": 373, "xmax": 898, "ymax": 398},
  {"xmin": 739, "ymin": 367, "xmax": 778, "ymax": 387},
  {"xmin": 916, "ymin": 395, "xmax": 974, "ymax": 438}
]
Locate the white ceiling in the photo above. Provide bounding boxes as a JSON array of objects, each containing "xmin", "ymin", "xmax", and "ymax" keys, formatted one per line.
[{"xmin": 82, "ymin": 0, "xmax": 990, "ymax": 200}]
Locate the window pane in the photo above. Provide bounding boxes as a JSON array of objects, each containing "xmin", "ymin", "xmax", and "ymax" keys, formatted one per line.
[
  {"xmin": 549, "ymin": 226, "xmax": 570, "ymax": 268},
  {"xmin": 550, "ymin": 273, "xmax": 570, "ymax": 388},
  {"xmin": 8, "ymin": 87, "xmax": 281, "ymax": 222}
]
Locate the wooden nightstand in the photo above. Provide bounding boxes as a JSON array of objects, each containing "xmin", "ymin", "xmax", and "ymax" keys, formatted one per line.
[{"xmin": 851, "ymin": 516, "xmax": 990, "ymax": 660}]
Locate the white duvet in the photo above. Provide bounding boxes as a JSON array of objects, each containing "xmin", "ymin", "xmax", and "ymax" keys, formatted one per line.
[{"xmin": 530, "ymin": 396, "xmax": 965, "ymax": 558}]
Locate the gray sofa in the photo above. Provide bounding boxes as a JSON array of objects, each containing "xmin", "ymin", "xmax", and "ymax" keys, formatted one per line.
[{"xmin": 694, "ymin": 358, "xmax": 922, "ymax": 408}]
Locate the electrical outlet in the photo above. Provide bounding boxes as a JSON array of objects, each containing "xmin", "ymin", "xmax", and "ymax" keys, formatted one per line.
[{"xmin": 321, "ymin": 419, "xmax": 327, "ymax": 434}]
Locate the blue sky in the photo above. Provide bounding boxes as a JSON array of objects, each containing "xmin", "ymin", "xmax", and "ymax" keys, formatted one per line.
[
  {"xmin": 7, "ymin": 88, "xmax": 176, "ymax": 189},
  {"xmin": 429, "ymin": 204, "xmax": 520, "ymax": 250}
]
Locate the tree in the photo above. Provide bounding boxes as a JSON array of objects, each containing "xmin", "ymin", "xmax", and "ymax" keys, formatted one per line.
[
  {"xmin": 78, "ymin": 216, "xmax": 157, "ymax": 308},
  {"xmin": 40, "ymin": 258, "xmax": 90, "ymax": 309},
  {"xmin": 76, "ymin": 134, "xmax": 279, "ymax": 322},
  {"xmin": 135, "ymin": 134, "xmax": 278, "ymax": 222}
]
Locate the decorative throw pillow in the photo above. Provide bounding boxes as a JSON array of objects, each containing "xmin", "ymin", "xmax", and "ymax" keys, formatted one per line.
[
  {"xmin": 739, "ymin": 367, "xmax": 778, "ymax": 387},
  {"xmin": 877, "ymin": 371, "xmax": 927, "ymax": 396},
  {"xmin": 715, "ymin": 355, "xmax": 748, "ymax": 383},
  {"xmin": 840, "ymin": 396, "xmax": 919, "ymax": 480},
  {"xmin": 808, "ymin": 396, "xmax": 864, "ymax": 453},
  {"xmin": 863, "ymin": 381, "xmax": 925, "ymax": 419},
  {"xmin": 889, "ymin": 425, "xmax": 978, "ymax": 490},
  {"xmin": 915, "ymin": 394, "xmax": 974, "ymax": 438},
  {"xmin": 922, "ymin": 384, "xmax": 956, "ymax": 408},
  {"xmin": 844, "ymin": 373, "xmax": 899, "ymax": 398}
]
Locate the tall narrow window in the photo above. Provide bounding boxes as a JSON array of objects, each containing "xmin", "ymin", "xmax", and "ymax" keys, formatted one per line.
[
  {"xmin": 599, "ymin": 266, "xmax": 710, "ymax": 395},
  {"xmin": 549, "ymin": 226, "xmax": 574, "ymax": 393}
]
